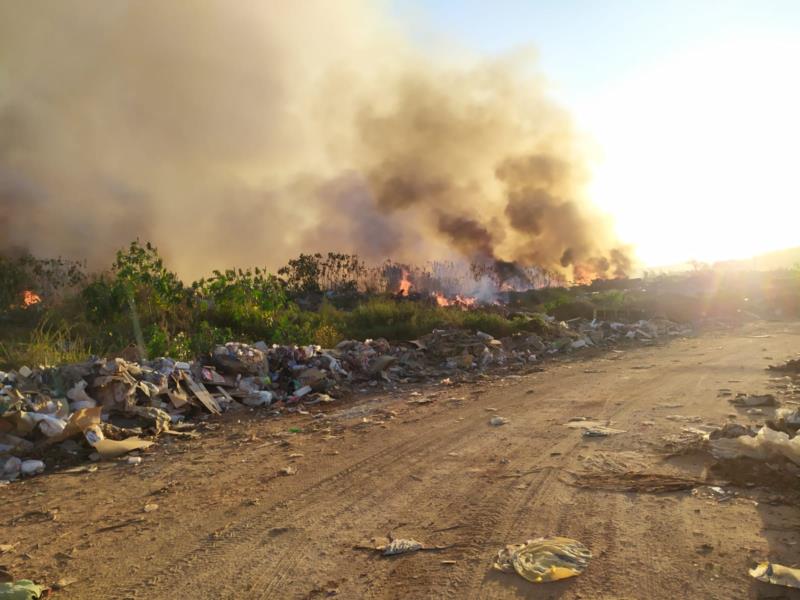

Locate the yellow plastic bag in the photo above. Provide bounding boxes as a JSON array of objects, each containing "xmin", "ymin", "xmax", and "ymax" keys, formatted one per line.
[{"xmin": 493, "ymin": 536, "xmax": 592, "ymax": 583}]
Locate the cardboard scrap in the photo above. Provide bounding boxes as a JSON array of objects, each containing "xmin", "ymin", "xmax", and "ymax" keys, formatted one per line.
[
  {"xmin": 94, "ymin": 437, "xmax": 154, "ymax": 459},
  {"xmin": 181, "ymin": 373, "xmax": 221, "ymax": 414}
]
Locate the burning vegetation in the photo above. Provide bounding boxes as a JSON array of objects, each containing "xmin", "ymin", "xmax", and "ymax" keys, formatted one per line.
[{"xmin": 2, "ymin": 240, "xmax": 798, "ymax": 372}]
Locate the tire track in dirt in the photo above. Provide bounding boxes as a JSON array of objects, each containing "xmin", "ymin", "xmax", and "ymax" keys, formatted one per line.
[
  {"xmin": 128, "ymin": 403, "xmax": 514, "ymax": 598},
  {"xmin": 114, "ymin": 430, "xmax": 430, "ymax": 598}
]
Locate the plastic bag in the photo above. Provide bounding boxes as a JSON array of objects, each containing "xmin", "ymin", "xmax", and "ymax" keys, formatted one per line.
[{"xmin": 493, "ymin": 536, "xmax": 592, "ymax": 583}]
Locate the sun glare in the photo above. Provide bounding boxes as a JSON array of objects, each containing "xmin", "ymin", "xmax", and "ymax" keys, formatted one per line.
[{"xmin": 582, "ymin": 35, "xmax": 800, "ymax": 268}]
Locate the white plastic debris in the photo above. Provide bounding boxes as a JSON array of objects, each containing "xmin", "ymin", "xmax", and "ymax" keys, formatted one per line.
[
  {"xmin": 293, "ymin": 386, "xmax": 312, "ymax": 398},
  {"xmin": 2, "ymin": 457, "xmax": 22, "ymax": 478},
  {"xmin": 382, "ymin": 538, "xmax": 423, "ymax": 556},
  {"xmin": 30, "ymin": 413, "xmax": 67, "ymax": 437},
  {"xmin": 67, "ymin": 380, "xmax": 97, "ymax": 409},
  {"xmin": 710, "ymin": 426, "xmax": 800, "ymax": 465},
  {"xmin": 20, "ymin": 459, "xmax": 45, "ymax": 476},
  {"xmin": 243, "ymin": 391, "xmax": 274, "ymax": 407},
  {"xmin": 490, "ymin": 416, "xmax": 509, "ymax": 426}
]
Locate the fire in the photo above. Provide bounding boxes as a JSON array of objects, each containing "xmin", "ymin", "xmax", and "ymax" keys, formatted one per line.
[
  {"xmin": 398, "ymin": 269, "xmax": 412, "ymax": 296},
  {"xmin": 22, "ymin": 290, "xmax": 41, "ymax": 308},
  {"xmin": 433, "ymin": 292, "xmax": 477, "ymax": 308}
]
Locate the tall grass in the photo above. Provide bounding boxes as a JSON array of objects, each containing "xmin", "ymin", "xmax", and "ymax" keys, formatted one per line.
[{"xmin": 0, "ymin": 318, "xmax": 92, "ymax": 369}]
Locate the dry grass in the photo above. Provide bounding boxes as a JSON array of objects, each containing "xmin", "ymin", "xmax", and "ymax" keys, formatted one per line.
[{"xmin": 0, "ymin": 317, "xmax": 92, "ymax": 369}]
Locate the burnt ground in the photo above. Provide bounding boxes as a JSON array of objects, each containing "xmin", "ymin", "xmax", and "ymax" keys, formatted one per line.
[{"xmin": 2, "ymin": 321, "xmax": 800, "ymax": 599}]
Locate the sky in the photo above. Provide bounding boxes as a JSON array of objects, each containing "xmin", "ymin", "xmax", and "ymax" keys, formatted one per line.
[{"xmin": 392, "ymin": 0, "xmax": 800, "ymax": 267}]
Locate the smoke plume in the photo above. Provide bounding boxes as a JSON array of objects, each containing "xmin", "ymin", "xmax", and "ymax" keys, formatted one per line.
[{"xmin": 0, "ymin": 0, "xmax": 632, "ymax": 280}]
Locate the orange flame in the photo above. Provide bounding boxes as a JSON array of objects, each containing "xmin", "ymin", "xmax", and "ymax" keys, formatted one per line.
[
  {"xmin": 398, "ymin": 269, "xmax": 412, "ymax": 296},
  {"xmin": 22, "ymin": 290, "xmax": 42, "ymax": 308},
  {"xmin": 433, "ymin": 293, "xmax": 477, "ymax": 308}
]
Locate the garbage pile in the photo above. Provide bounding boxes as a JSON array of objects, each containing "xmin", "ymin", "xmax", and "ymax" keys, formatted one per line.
[
  {"xmin": 0, "ymin": 317, "xmax": 691, "ymax": 482},
  {"xmin": 412, "ymin": 316, "xmax": 691, "ymax": 371}
]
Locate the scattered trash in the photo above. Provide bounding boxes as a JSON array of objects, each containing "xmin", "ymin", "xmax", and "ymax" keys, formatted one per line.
[
  {"xmin": 126, "ymin": 456, "xmax": 142, "ymax": 465},
  {"xmin": 278, "ymin": 466, "xmax": 297, "ymax": 476},
  {"xmin": 19, "ymin": 460, "xmax": 44, "ymax": 477},
  {"xmin": 709, "ymin": 425, "xmax": 800, "ymax": 465},
  {"xmin": 0, "ymin": 317, "xmax": 691, "ymax": 480},
  {"xmin": 582, "ymin": 426, "xmax": 626, "ymax": 437},
  {"xmin": 768, "ymin": 358, "xmax": 800, "ymax": 374},
  {"xmin": 382, "ymin": 538, "xmax": 423, "ymax": 556},
  {"xmin": 0, "ymin": 580, "xmax": 46, "ymax": 600},
  {"xmin": 93, "ymin": 437, "xmax": 154, "ymax": 460},
  {"xmin": 51, "ymin": 577, "xmax": 77, "ymax": 591},
  {"xmin": 729, "ymin": 393, "xmax": 777, "ymax": 407},
  {"xmin": 749, "ymin": 562, "xmax": 800, "ymax": 589},
  {"xmin": 665, "ymin": 415, "xmax": 703, "ymax": 423},
  {"xmin": 492, "ymin": 537, "xmax": 592, "ymax": 583},
  {"xmin": 143, "ymin": 503, "xmax": 159, "ymax": 513},
  {"xmin": 356, "ymin": 536, "xmax": 453, "ymax": 556}
]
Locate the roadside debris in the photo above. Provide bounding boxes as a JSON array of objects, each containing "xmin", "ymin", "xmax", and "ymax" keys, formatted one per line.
[
  {"xmin": 382, "ymin": 538, "xmax": 423, "ymax": 556},
  {"xmin": 729, "ymin": 393, "xmax": 777, "ymax": 407},
  {"xmin": 493, "ymin": 537, "xmax": 592, "ymax": 583},
  {"xmin": 768, "ymin": 358, "xmax": 800, "ymax": 374},
  {"xmin": 565, "ymin": 420, "xmax": 625, "ymax": 436},
  {"xmin": 355, "ymin": 536, "xmax": 453, "ymax": 556},
  {"xmin": 0, "ymin": 580, "xmax": 47, "ymax": 600},
  {"xmin": 749, "ymin": 562, "xmax": 800, "ymax": 589},
  {"xmin": 0, "ymin": 316, "xmax": 691, "ymax": 481},
  {"xmin": 489, "ymin": 416, "xmax": 509, "ymax": 426},
  {"xmin": 709, "ymin": 425, "xmax": 800, "ymax": 465},
  {"xmin": 582, "ymin": 426, "xmax": 625, "ymax": 437}
]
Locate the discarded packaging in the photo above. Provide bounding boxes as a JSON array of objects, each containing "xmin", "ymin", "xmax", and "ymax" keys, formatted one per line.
[
  {"xmin": 493, "ymin": 537, "xmax": 592, "ymax": 583},
  {"xmin": 729, "ymin": 393, "xmax": 777, "ymax": 407},
  {"xmin": 582, "ymin": 426, "xmax": 625, "ymax": 437},
  {"xmin": 0, "ymin": 580, "xmax": 46, "ymax": 600},
  {"xmin": 709, "ymin": 425, "xmax": 800, "ymax": 465},
  {"xmin": 489, "ymin": 416, "xmax": 509, "ymax": 426},
  {"xmin": 749, "ymin": 562, "xmax": 800, "ymax": 589},
  {"xmin": 19, "ymin": 460, "xmax": 44, "ymax": 477},
  {"xmin": 94, "ymin": 437, "xmax": 154, "ymax": 459},
  {"xmin": 382, "ymin": 538, "xmax": 423, "ymax": 556}
]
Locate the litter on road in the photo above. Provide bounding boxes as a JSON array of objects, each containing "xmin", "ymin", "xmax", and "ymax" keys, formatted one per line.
[
  {"xmin": 493, "ymin": 536, "xmax": 592, "ymax": 583},
  {"xmin": 749, "ymin": 562, "xmax": 800, "ymax": 589}
]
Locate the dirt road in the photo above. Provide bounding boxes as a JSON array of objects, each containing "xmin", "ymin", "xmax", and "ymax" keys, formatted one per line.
[{"xmin": 3, "ymin": 321, "xmax": 800, "ymax": 599}]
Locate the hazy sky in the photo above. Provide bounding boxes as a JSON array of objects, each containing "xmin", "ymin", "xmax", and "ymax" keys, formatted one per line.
[{"xmin": 393, "ymin": 1, "xmax": 800, "ymax": 266}]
